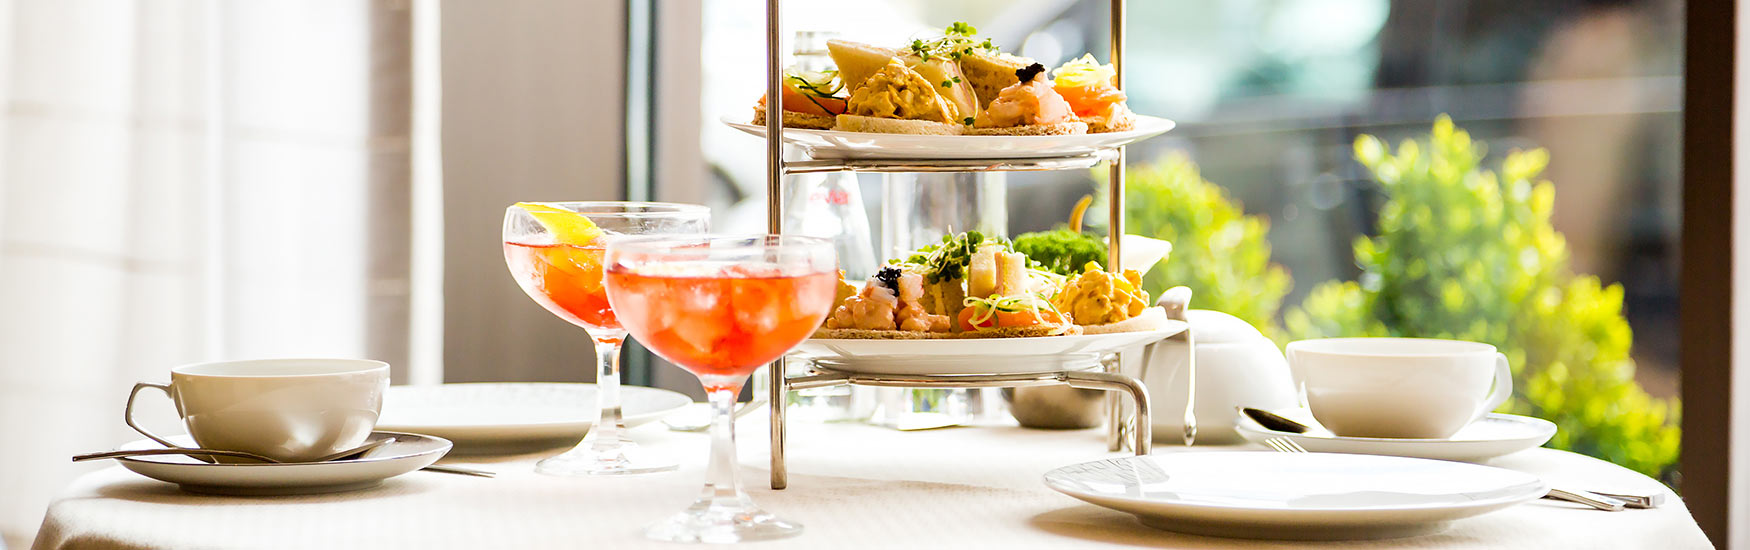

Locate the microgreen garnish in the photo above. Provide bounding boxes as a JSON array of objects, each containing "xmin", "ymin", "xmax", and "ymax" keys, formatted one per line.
[{"xmin": 906, "ymin": 22, "xmax": 998, "ymax": 62}]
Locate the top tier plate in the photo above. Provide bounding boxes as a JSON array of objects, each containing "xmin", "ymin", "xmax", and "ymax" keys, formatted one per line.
[{"xmin": 723, "ymin": 115, "xmax": 1175, "ymax": 160}]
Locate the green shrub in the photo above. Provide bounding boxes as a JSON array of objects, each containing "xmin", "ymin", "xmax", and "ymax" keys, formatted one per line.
[
  {"xmin": 1284, "ymin": 116, "xmax": 1680, "ymax": 479},
  {"xmin": 1094, "ymin": 155, "xmax": 1293, "ymax": 339}
]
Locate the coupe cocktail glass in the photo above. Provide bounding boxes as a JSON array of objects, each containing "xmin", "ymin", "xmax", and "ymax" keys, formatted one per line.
[
  {"xmin": 605, "ymin": 235, "xmax": 837, "ymax": 543},
  {"xmin": 503, "ymin": 201, "xmax": 709, "ymax": 476}
]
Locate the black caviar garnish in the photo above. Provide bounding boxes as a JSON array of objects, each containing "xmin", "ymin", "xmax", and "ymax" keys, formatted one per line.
[
  {"xmin": 1015, "ymin": 63, "xmax": 1046, "ymax": 83},
  {"xmin": 874, "ymin": 266, "xmax": 902, "ymax": 294}
]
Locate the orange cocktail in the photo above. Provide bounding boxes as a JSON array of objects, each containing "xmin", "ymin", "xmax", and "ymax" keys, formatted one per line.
[
  {"xmin": 502, "ymin": 201, "xmax": 708, "ymax": 477},
  {"xmin": 503, "ymin": 242, "xmax": 616, "ymax": 333}
]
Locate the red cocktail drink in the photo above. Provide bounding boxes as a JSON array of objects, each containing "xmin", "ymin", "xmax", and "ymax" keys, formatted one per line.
[
  {"xmin": 606, "ymin": 265, "xmax": 836, "ymax": 390},
  {"xmin": 604, "ymin": 235, "xmax": 836, "ymax": 543}
]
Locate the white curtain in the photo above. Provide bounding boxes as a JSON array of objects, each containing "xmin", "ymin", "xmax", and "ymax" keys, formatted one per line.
[{"xmin": 0, "ymin": 1, "xmax": 412, "ymax": 544}]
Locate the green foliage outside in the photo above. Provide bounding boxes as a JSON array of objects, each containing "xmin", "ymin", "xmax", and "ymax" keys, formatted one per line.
[
  {"xmin": 1093, "ymin": 155, "xmax": 1293, "ymax": 340},
  {"xmin": 1282, "ymin": 117, "xmax": 1680, "ymax": 479}
]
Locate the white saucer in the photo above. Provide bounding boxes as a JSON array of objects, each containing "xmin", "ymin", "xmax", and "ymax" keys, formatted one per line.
[
  {"xmin": 1044, "ymin": 452, "xmax": 1546, "ymax": 540},
  {"xmin": 375, "ymin": 383, "xmax": 692, "ymax": 455},
  {"xmin": 115, "ymin": 432, "xmax": 451, "ymax": 496},
  {"xmin": 1236, "ymin": 408, "xmax": 1557, "ymax": 462}
]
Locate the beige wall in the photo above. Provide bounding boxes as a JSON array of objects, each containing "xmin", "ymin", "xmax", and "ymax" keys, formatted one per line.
[{"xmin": 440, "ymin": 0, "xmax": 626, "ymax": 383}]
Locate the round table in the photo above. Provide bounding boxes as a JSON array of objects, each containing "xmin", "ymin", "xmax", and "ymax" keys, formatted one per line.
[{"xmin": 32, "ymin": 412, "xmax": 1713, "ymax": 549}]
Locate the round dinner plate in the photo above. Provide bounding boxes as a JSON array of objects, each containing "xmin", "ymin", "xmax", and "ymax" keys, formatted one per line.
[
  {"xmin": 792, "ymin": 324, "xmax": 1186, "ymax": 376},
  {"xmin": 1235, "ymin": 407, "xmax": 1557, "ymax": 463},
  {"xmin": 721, "ymin": 115, "xmax": 1175, "ymax": 159},
  {"xmin": 115, "ymin": 432, "xmax": 450, "ymax": 496},
  {"xmin": 376, "ymin": 383, "xmax": 692, "ymax": 455},
  {"xmin": 1044, "ymin": 452, "xmax": 1547, "ymax": 540}
]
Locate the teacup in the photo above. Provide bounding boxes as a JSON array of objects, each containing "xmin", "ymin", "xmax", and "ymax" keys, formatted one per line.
[
  {"xmin": 125, "ymin": 358, "xmax": 389, "ymax": 462},
  {"xmin": 1284, "ymin": 338, "xmax": 1511, "ymax": 439}
]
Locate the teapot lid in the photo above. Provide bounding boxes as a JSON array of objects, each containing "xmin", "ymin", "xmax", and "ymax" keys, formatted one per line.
[{"xmin": 1186, "ymin": 309, "xmax": 1266, "ymax": 344}]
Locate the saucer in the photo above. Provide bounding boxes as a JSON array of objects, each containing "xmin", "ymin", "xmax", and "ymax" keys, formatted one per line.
[
  {"xmin": 114, "ymin": 431, "xmax": 451, "ymax": 495},
  {"xmin": 1044, "ymin": 452, "xmax": 1546, "ymax": 540},
  {"xmin": 1235, "ymin": 407, "xmax": 1556, "ymax": 462},
  {"xmin": 375, "ymin": 383, "xmax": 691, "ymax": 455}
]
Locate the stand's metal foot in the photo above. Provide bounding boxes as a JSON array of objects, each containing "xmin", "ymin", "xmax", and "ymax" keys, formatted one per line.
[
  {"xmin": 770, "ymin": 366, "xmax": 852, "ymax": 490},
  {"xmin": 769, "ymin": 360, "xmax": 787, "ymax": 490},
  {"xmin": 1063, "ymin": 370, "xmax": 1152, "ymax": 456}
]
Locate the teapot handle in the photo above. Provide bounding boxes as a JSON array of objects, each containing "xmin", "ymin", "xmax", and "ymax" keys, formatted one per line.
[{"xmin": 1151, "ymin": 286, "xmax": 1196, "ymax": 445}]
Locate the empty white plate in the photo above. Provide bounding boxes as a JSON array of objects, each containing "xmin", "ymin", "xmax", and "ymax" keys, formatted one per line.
[
  {"xmin": 115, "ymin": 432, "xmax": 450, "ymax": 496},
  {"xmin": 1044, "ymin": 452, "xmax": 1546, "ymax": 540},
  {"xmin": 376, "ymin": 383, "xmax": 692, "ymax": 455},
  {"xmin": 1235, "ymin": 408, "xmax": 1557, "ymax": 462},
  {"xmin": 721, "ymin": 115, "xmax": 1175, "ymax": 160}
]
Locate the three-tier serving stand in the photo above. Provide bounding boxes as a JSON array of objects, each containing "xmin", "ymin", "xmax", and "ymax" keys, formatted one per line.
[{"xmin": 757, "ymin": 0, "xmax": 1188, "ymax": 489}]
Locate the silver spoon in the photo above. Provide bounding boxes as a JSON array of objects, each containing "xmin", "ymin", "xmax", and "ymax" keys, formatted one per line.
[{"xmin": 74, "ymin": 437, "xmax": 393, "ymax": 464}]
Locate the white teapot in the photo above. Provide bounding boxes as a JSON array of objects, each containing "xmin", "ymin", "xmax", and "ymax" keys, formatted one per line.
[{"xmin": 1125, "ymin": 308, "xmax": 1297, "ymax": 444}]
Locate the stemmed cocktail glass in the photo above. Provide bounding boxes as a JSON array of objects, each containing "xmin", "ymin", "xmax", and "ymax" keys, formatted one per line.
[
  {"xmin": 605, "ymin": 235, "xmax": 838, "ymax": 543},
  {"xmin": 503, "ymin": 201, "xmax": 710, "ymax": 476}
]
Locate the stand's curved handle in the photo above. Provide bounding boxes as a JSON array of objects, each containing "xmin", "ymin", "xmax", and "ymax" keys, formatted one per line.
[{"xmin": 124, "ymin": 382, "xmax": 189, "ymax": 452}]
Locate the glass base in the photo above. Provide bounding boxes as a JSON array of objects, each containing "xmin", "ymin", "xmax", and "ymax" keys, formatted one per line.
[
  {"xmin": 534, "ymin": 439, "xmax": 677, "ymax": 476},
  {"xmin": 644, "ymin": 498, "xmax": 803, "ymax": 543}
]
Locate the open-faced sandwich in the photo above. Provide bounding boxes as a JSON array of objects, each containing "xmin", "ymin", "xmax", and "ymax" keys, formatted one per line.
[
  {"xmin": 970, "ymin": 62, "xmax": 1086, "ymax": 136},
  {"xmin": 748, "ymin": 21, "xmax": 1140, "ymax": 136},
  {"xmin": 1053, "ymin": 54, "xmax": 1135, "ymax": 133},
  {"xmin": 752, "ymin": 69, "xmax": 846, "ymax": 130},
  {"xmin": 816, "ymin": 231, "xmax": 1105, "ymax": 340}
]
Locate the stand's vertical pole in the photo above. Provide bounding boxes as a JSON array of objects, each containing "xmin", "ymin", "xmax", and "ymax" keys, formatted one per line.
[
  {"xmin": 765, "ymin": 0, "xmax": 789, "ymax": 490},
  {"xmin": 1105, "ymin": 0, "xmax": 1129, "ymax": 452}
]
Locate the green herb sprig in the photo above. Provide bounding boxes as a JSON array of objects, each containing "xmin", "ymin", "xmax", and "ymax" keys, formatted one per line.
[
  {"xmin": 907, "ymin": 22, "xmax": 998, "ymax": 62},
  {"xmin": 898, "ymin": 231, "xmax": 1007, "ymax": 284}
]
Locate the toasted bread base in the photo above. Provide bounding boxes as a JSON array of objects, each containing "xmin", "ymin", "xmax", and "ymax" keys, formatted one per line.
[
  {"xmin": 834, "ymin": 114, "xmax": 964, "ymax": 135},
  {"xmin": 1087, "ymin": 105, "xmax": 1136, "ymax": 134},
  {"xmin": 812, "ymin": 323, "xmax": 1081, "ymax": 340},
  {"xmin": 1078, "ymin": 307, "xmax": 1169, "ymax": 335},
  {"xmin": 751, "ymin": 108, "xmax": 836, "ymax": 130},
  {"xmin": 967, "ymin": 121, "xmax": 1088, "ymax": 136}
]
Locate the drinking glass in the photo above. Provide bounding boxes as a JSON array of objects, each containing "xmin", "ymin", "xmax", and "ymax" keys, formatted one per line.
[
  {"xmin": 503, "ymin": 201, "xmax": 710, "ymax": 476},
  {"xmin": 604, "ymin": 235, "xmax": 837, "ymax": 543}
]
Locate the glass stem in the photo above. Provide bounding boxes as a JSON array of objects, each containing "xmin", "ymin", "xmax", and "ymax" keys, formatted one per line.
[
  {"xmin": 590, "ymin": 336, "xmax": 628, "ymax": 451},
  {"xmin": 702, "ymin": 385, "xmax": 745, "ymax": 503}
]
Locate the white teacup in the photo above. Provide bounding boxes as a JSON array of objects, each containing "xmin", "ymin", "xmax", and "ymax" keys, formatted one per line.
[
  {"xmin": 1284, "ymin": 338, "xmax": 1511, "ymax": 439},
  {"xmin": 125, "ymin": 358, "xmax": 389, "ymax": 462}
]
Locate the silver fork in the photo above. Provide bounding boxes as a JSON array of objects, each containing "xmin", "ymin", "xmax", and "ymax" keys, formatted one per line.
[
  {"xmin": 1258, "ymin": 437, "xmax": 1630, "ymax": 511},
  {"xmin": 1261, "ymin": 436, "xmax": 1308, "ymax": 454}
]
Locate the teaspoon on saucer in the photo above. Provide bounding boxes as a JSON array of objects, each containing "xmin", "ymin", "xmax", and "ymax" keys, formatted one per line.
[{"xmin": 74, "ymin": 437, "xmax": 393, "ymax": 464}]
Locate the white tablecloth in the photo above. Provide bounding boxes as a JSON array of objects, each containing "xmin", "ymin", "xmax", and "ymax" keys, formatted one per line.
[{"xmin": 33, "ymin": 413, "xmax": 1713, "ymax": 549}]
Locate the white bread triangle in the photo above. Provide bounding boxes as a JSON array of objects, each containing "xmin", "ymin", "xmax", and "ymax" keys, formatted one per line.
[{"xmin": 826, "ymin": 39, "xmax": 898, "ymax": 92}]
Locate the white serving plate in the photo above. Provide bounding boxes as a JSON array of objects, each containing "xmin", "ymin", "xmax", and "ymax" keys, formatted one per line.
[
  {"xmin": 115, "ymin": 432, "xmax": 450, "ymax": 496},
  {"xmin": 376, "ymin": 383, "xmax": 692, "ymax": 455},
  {"xmin": 722, "ymin": 115, "xmax": 1175, "ymax": 159},
  {"xmin": 792, "ymin": 324, "xmax": 1185, "ymax": 376},
  {"xmin": 1044, "ymin": 452, "xmax": 1546, "ymax": 540},
  {"xmin": 1236, "ymin": 407, "xmax": 1557, "ymax": 463}
]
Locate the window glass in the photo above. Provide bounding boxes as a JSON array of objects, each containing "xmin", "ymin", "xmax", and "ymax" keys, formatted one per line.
[{"xmin": 697, "ymin": 0, "xmax": 1683, "ymax": 482}]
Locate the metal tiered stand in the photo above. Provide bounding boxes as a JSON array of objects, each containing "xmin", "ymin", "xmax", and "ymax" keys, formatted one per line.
[{"xmin": 759, "ymin": 0, "xmax": 1188, "ymax": 490}]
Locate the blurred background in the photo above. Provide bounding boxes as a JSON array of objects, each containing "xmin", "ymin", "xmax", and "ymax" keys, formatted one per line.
[{"xmin": 0, "ymin": 0, "xmax": 1684, "ymax": 545}]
